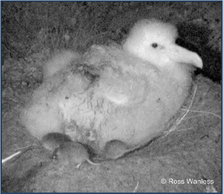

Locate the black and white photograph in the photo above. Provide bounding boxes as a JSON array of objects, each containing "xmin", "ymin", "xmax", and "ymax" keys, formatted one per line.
[{"xmin": 2, "ymin": 2, "xmax": 221, "ymax": 192}]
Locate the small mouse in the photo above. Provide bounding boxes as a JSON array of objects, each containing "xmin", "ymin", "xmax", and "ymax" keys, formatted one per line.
[
  {"xmin": 103, "ymin": 136, "xmax": 161, "ymax": 160},
  {"xmin": 53, "ymin": 141, "xmax": 99, "ymax": 168},
  {"xmin": 2, "ymin": 133, "xmax": 72, "ymax": 164},
  {"xmin": 41, "ymin": 132, "xmax": 72, "ymax": 152},
  {"xmin": 102, "ymin": 140, "xmax": 145, "ymax": 160}
]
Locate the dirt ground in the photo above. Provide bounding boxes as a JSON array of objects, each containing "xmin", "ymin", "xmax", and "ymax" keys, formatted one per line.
[{"xmin": 2, "ymin": 2, "xmax": 221, "ymax": 193}]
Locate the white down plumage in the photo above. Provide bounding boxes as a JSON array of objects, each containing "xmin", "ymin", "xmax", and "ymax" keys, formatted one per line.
[{"xmin": 21, "ymin": 19, "xmax": 203, "ymax": 155}]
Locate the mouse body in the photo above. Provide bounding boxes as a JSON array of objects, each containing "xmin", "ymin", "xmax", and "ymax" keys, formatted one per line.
[
  {"xmin": 103, "ymin": 140, "xmax": 146, "ymax": 160},
  {"xmin": 3, "ymin": 133, "xmax": 73, "ymax": 164},
  {"xmin": 41, "ymin": 133, "xmax": 72, "ymax": 152},
  {"xmin": 53, "ymin": 141, "xmax": 99, "ymax": 168}
]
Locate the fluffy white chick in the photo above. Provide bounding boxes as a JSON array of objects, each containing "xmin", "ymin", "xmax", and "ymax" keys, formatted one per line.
[{"xmin": 21, "ymin": 19, "xmax": 203, "ymax": 155}]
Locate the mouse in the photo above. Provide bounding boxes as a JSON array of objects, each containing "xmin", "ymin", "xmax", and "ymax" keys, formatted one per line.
[
  {"xmin": 53, "ymin": 141, "xmax": 100, "ymax": 168},
  {"xmin": 102, "ymin": 140, "xmax": 145, "ymax": 160},
  {"xmin": 103, "ymin": 136, "xmax": 162, "ymax": 160},
  {"xmin": 2, "ymin": 133, "xmax": 73, "ymax": 164},
  {"xmin": 41, "ymin": 132, "xmax": 72, "ymax": 152}
]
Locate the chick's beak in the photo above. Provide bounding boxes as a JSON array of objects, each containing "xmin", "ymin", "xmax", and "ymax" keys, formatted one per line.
[{"xmin": 168, "ymin": 44, "xmax": 203, "ymax": 69}]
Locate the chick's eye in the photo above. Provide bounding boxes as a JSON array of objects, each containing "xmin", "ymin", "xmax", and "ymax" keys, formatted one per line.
[{"xmin": 152, "ymin": 43, "xmax": 158, "ymax": 48}]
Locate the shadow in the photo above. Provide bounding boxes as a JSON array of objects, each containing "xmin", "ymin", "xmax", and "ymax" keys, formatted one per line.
[{"xmin": 176, "ymin": 22, "xmax": 221, "ymax": 83}]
